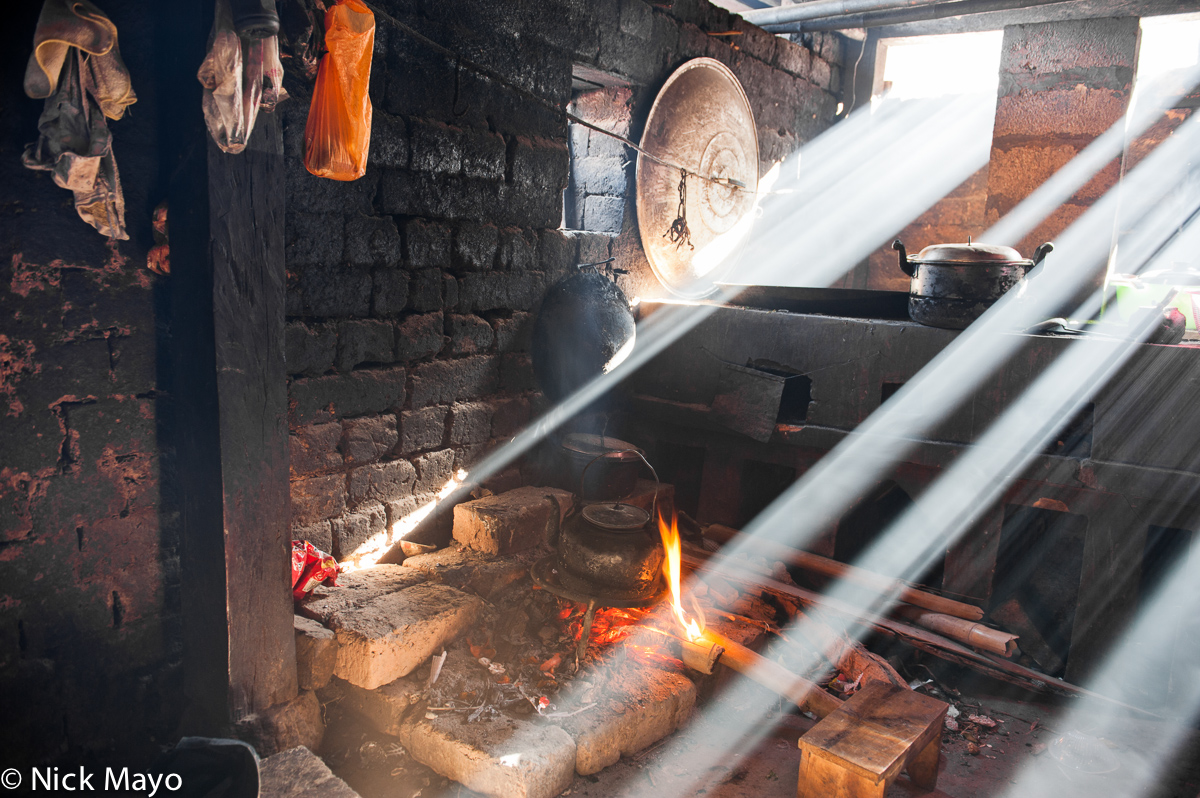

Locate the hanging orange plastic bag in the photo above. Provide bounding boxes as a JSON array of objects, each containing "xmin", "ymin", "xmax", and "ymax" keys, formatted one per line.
[{"xmin": 304, "ymin": 0, "xmax": 374, "ymax": 180}]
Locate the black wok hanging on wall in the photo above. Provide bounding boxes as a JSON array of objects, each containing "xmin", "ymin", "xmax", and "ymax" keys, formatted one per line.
[{"xmin": 530, "ymin": 269, "xmax": 636, "ymax": 402}]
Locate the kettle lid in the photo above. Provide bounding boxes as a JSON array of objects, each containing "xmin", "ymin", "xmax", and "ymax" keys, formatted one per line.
[
  {"xmin": 914, "ymin": 241, "xmax": 1030, "ymax": 265},
  {"xmin": 582, "ymin": 503, "xmax": 651, "ymax": 531}
]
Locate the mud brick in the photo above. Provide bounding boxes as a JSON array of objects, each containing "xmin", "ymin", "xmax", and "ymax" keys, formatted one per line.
[
  {"xmin": 444, "ymin": 273, "xmax": 460, "ymax": 310},
  {"xmin": 537, "ymin": 228, "xmax": 575, "ymax": 275},
  {"xmin": 414, "ymin": 449, "xmax": 457, "ymax": 495},
  {"xmin": 290, "ymin": 367, "xmax": 406, "ymax": 425},
  {"xmin": 372, "ymin": 269, "xmax": 410, "ymax": 316},
  {"xmin": 331, "ymin": 502, "xmax": 387, "ymax": 560},
  {"xmin": 501, "ymin": 353, "xmax": 537, "ymax": 393},
  {"xmin": 457, "ymin": 272, "xmax": 543, "ymax": 313},
  {"xmin": 492, "ymin": 312, "xmax": 533, "ymax": 353},
  {"xmin": 396, "ymin": 312, "xmax": 446, "ymax": 361},
  {"xmin": 297, "ymin": 264, "xmax": 372, "ymax": 317},
  {"xmin": 500, "ymin": 228, "xmax": 538, "ymax": 272},
  {"xmin": 405, "ymin": 219, "xmax": 453, "ymax": 270},
  {"xmin": 447, "ymin": 402, "xmax": 493, "ymax": 446},
  {"xmin": 294, "ymin": 615, "xmax": 337, "ymax": 691},
  {"xmin": 411, "ymin": 118, "xmax": 464, "ymax": 175},
  {"xmin": 555, "ymin": 663, "xmax": 696, "ymax": 774},
  {"xmin": 409, "ymin": 356, "xmax": 499, "ymax": 407},
  {"xmin": 290, "ymin": 422, "xmax": 343, "ymax": 477},
  {"xmin": 286, "ymin": 322, "xmax": 336, "ymax": 377},
  {"xmin": 345, "ymin": 215, "xmax": 402, "ymax": 268},
  {"xmin": 348, "ymin": 459, "xmax": 418, "ymax": 505},
  {"xmin": 447, "ymin": 314, "xmax": 495, "ymax": 355},
  {"xmin": 408, "ymin": 268, "xmax": 446, "ymax": 312},
  {"xmin": 462, "ymin": 128, "xmax": 507, "ymax": 180},
  {"xmin": 297, "ymin": 564, "xmax": 428, "ymax": 624},
  {"xmin": 259, "ymin": 746, "xmax": 360, "ymax": 798},
  {"xmin": 367, "ymin": 112, "xmax": 409, "ymax": 169},
  {"xmin": 399, "ymin": 406, "xmax": 448, "ymax": 454},
  {"xmin": 328, "ymin": 582, "xmax": 482, "ymax": 689},
  {"xmin": 511, "ymin": 136, "xmax": 569, "ymax": 194},
  {"xmin": 287, "ymin": 211, "xmax": 344, "ymax": 267},
  {"xmin": 340, "ymin": 415, "xmax": 399, "ymax": 465},
  {"xmin": 452, "ymin": 486, "xmax": 575, "ymax": 555},
  {"xmin": 453, "ymin": 222, "xmax": 499, "ymax": 273},
  {"xmin": 396, "ymin": 711, "xmax": 576, "ymax": 798},
  {"xmin": 336, "ymin": 320, "xmax": 395, "ymax": 371},
  {"xmin": 491, "ymin": 396, "xmax": 531, "ymax": 439},
  {"xmin": 292, "ymin": 521, "xmax": 333, "ymax": 554},
  {"xmin": 291, "ymin": 474, "xmax": 347, "ymax": 526}
]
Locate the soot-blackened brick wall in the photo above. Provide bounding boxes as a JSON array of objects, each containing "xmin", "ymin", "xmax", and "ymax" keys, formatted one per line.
[
  {"xmin": 283, "ymin": 0, "xmax": 843, "ymax": 559},
  {"xmin": 0, "ymin": 1, "xmax": 178, "ymax": 766}
]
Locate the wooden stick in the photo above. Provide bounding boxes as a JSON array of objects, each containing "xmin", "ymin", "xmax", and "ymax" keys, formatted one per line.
[
  {"xmin": 677, "ymin": 628, "xmax": 844, "ymax": 719},
  {"xmin": 894, "ymin": 606, "xmax": 1018, "ymax": 658},
  {"xmin": 704, "ymin": 523, "xmax": 984, "ymax": 621}
]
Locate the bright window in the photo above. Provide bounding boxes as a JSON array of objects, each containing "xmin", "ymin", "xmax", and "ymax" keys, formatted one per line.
[{"xmin": 874, "ymin": 31, "xmax": 1003, "ymax": 101}]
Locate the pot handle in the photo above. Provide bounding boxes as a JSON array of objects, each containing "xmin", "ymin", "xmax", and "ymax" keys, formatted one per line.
[
  {"xmin": 893, "ymin": 239, "xmax": 916, "ymax": 278},
  {"xmin": 1031, "ymin": 242, "xmax": 1054, "ymax": 268},
  {"xmin": 580, "ymin": 449, "xmax": 661, "ymax": 519}
]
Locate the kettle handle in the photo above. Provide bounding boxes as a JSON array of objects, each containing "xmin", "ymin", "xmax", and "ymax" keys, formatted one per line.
[
  {"xmin": 580, "ymin": 449, "xmax": 661, "ymax": 519},
  {"xmin": 1032, "ymin": 242, "xmax": 1054, "ymax": 268},
  {"xmin": 893, "ymin": 239, "xmax": 916, "ymax": 278}
]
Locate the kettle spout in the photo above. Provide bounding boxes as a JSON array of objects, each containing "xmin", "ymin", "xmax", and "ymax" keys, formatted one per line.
[{"xmin": 893, "ymin": 239, "xmax": 915, "ymax": 277}]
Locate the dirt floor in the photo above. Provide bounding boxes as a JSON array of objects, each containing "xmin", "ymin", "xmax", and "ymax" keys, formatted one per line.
[{"xmin": 323, "ymin": 664, "xmax": 1200, "ymax": 798}]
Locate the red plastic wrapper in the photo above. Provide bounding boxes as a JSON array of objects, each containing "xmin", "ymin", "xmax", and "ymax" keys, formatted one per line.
[{"xmin": 292, "ymin": 540, "xmax": 340, "ymax": 600}]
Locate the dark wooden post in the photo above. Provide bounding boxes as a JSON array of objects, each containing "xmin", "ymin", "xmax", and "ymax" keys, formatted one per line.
[{"xmin": 159, "ymin": 0, "xmax": 297, "ymax": 735}]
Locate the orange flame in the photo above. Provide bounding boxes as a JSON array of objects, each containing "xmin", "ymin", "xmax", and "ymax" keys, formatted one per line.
[{"xmin": 658, "ymin": 511, "xmax": 704, "ymax": 642}]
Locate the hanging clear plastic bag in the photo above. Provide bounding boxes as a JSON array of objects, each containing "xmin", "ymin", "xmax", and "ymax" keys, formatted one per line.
[
  {"xmin": 197, "ymin": 0, "xmax": 287, "ymax": 155},
  {"xmin": 304, "ymin": 0, "xmax": 374, "ymax": 181}
]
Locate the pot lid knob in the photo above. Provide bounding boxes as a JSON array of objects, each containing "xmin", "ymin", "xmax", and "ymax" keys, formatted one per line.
[{"xmin": 582, "ymin": 503, "xmax": 651, "ymax": 531}]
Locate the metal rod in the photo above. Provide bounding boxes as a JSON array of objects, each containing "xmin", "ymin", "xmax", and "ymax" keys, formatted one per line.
[
  {"xmin": 762, "ymin": 0, "xmax": 1075, "ymax": 31},
  {"xmin": 742, "ymin": 0, "xmax": 949, "ymax": 26}
]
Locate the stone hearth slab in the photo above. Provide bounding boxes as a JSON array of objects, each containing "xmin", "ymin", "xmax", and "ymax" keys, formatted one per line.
[
  {"xmin": 329, "ymin": 582, "xmax": 483, "ymax": 689},
  {"xmin": 259, "ymin": 746, "xmax": 361, "ymax": 798},
  {"xmin": 295, "ymin": 615, "xmax": 337, "ymax": 690},
  {"xmin": 395, "ymin": 712, "xmax": 577, "ymax": 798},
  {"xmin": 554, "ymin": 663, "xmax": 696, "ymax": 775},
  {"xmin": 401, "ymin": 546, "xmax": 544, "ymax": 598},
  {"xmin": 297, "ymin": 564, "xmax": 428, "ymax": 624},
  {"xmin": 452, "ymin": 486, "xmax": 574, "ymax": 555}
]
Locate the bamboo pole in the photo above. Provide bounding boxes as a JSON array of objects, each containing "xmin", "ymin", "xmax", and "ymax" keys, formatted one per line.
[
  {"xmin": 704, "ymin": 523, "xmax": 985, "ymax": 621},
  {"xmin": 894, "ymin": 606, "xmax": 1018, "ymax": 658}
]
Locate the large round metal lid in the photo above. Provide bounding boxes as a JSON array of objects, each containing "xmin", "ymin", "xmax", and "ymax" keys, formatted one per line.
[
  {"xmin": 581, "ymin": 503, "xmax": 650, "ymax": 531},
  {"xmin": 561, "ymin": 433, "xmax": 643, "ymax": 460},
  {"xmin": 636, "ymin": 58, "xmax": 758, "ymax": 299},
  {"xmin": 914, "ymin": 242, "xmax": 1031, "ymax": 265}
]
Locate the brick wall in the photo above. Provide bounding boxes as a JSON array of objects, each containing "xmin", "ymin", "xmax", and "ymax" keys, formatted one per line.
[
  {"xmin": 283, "ymin": 0, "xmax": 842, "ymax": 559},
  {"xmin": 0, "ymin": 1, "xmax": 179, "ymax": 766}
]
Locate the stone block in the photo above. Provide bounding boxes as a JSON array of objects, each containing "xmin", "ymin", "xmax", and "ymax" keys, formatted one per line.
[
  {"xmin": 447, "ymin": 402, "xmax": 493, "ymax": 446},
  {"xmin": 367, "ymin": 112, "xmax": 409, "ymax": 169},
  {"xmin": 349, "ymin": 459, "xmax": 418, "ymax": 505},
  {"xmin": 453, "ymin": 222, "xmax": 500, "ymax": 273},
  {"xmin": 329, "ymin": 583, "xmax": 483, "ymax": 689},
  {"xmin": 405, "ymin": 219, "xmax": 453, "ymax": 270},
  {"xmin": 491, "ymin": 396, "xmax": 531, "ymax": 438},
  {"xmin": 452, "ymin": 486, "xmax": 575, "ymax": 555},
  {"xmin": 292, "ymin": 521, "xmax": 333, "ymax": 554},
  {"xmin": 291, "ymin": 474, "xmax": 347, "ymax": 526},
  {"xmin": 345, "ymin": 215, "xmax": 402, "ymax": 268},
  {"xmin": 400, "ymin": 406, "xmax": 449, "ymax": 454},
  {"xmin": 286, "ymin": 322, "xmax": 336, "ymax": 377},
  {"xmin": 336, "ymin": 320, "xmax": 395, "ymax": 371},
  {"xmin": 331, "ymin": 501, "xmax": 387, "ymax": 560},
  {"xmin": 287, "ymin": 211, "xmax": 344, "ymax": 267},
  {"xmin": 396, "ymin": 712, "xmax": 576, "ymax": 798},
  {"xmin": 411, "ymin": 118, "xmax": 464, "ymax": 174},
  {"xmin": 340, "ymin": 415, "xmax": 399, "ymax": 465},
  {"xmin": 298, "ymin": 264, "xmax": 372, "ymax": 317},
  {"xmin": 372, "ymin": 269, "xmax": 410, "ymax": 316},
  {"xmin": 537, "ymin": 228, "xmax": 575, "ymax": 275},
  {"xmin": 461, "ymin": 128, "xmax": 507, "ymax": 181},
  {"xmin": 401, "ymin": 546, "xmax": 538, "ymax": 597},
  {"xmin": 511, "ymin": 136, "xmax": 569, "ymax": 195},
  {"xmin": 992, "ymin": 87, "xmax": 1129, "ymax": 139},
  {"xmin": 290, "ymin": 367, "xmax": 407, "ymax": 425},
  {"xmin": 810, "ymin": 56, "xmax": 832, "ymax": 93},
  {"xmin": 447, "ymin": 314, "xmax": 495, "ymax": 355},
  {"xmin": 556, "ymin": 665, "xmax": 696, "ymax": 775},
  {"xmin": 295, "ymin": 615, "xmax": 338, "ymax": 691},
  {"xmin": 492, "ymin": 312, "xmax": 533, "ymax": 353},
  {"xmin": 259, "ymin": 746, "xmax": 361, "ymax": 798},
  {"xmin": 297, "ymin": 564, "xmax": 428, "ymax": 625},
  {"xmin": 409, "ymin": 356, "xmax": 500, "ymax": 407},
  {"xmin": 327, "ymin": 674, "xmax": 424, "ymax": 737},
  {"xmin": 236, "ymin": 691, "xmax": 325, "ymax": 758},
  {"xmin": 582, "ymin": 194, "xmax": 624, "ymax": 234},
  {"xmin": 395, "ymin": 312, "xmax": 446, "ymax": 361},
  {"xmin": 501, "ymin": 353, "xmax": 537, "ymax": 393},
  {"xmin": 500, "ymin": 229, "xmax": 538, "ymax": 272},
  {"xmin": 576, "ymin": 156, "xmax": 626, "ymax": 196},
  {"xmin": 457, "ymin": 272, "xmax": 543, "ymax": 313},
  {"xmin": 414, "ymin": 449, "xmax": 457, "ymax": 495},
  {"xmin": 408, "ymin": 269, "xmax": 445, "ymax": 313},
  {"xmin": 1001, "ymin": 17, "xmax": 1138, "ymax": 75},
  {"xmin": 290, "ymin": 422, "xmax": 343, "ymax": 477}
]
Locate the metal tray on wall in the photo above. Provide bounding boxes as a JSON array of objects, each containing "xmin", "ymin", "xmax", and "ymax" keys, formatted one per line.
[{"xmin": 716, "ymin": 283, "xmax": 911, "ymax": 320}]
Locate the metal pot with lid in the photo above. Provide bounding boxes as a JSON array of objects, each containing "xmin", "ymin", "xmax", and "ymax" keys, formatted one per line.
[{"xmin": 894, "ymin": 238, "xmax": 1053, "ymax": 330}]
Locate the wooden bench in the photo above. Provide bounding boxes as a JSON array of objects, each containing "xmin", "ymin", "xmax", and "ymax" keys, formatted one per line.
[{"xmin": 797, "ymin": 681, "xmax": 948, "ymax": 798}]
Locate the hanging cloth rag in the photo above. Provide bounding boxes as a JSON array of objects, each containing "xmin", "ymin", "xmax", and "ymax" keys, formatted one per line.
[
  {"xmin": 197, "ymin": 0, "xmax": 288, "ymax": 155},
  {"xmin": 22, "ymin": 0, "xmax": 135, "ymax": 240}
]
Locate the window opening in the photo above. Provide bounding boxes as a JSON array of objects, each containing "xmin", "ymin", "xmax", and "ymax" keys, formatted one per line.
[
  {"xmin": 872, "ymin": 31, "xmax": 1003, "ymax": 102},
  {"xmin": 564, "ymin": 66, "xmax": 634, "ymax": 234}
]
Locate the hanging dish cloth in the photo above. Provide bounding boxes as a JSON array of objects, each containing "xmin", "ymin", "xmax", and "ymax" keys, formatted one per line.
[
  {"xmin": 197, "ymin": 0, "xmax": 287, "ymax": 155},
  {"xmin": 22, "ymin": 0, "xmax": 136, "ymax": 240}
]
